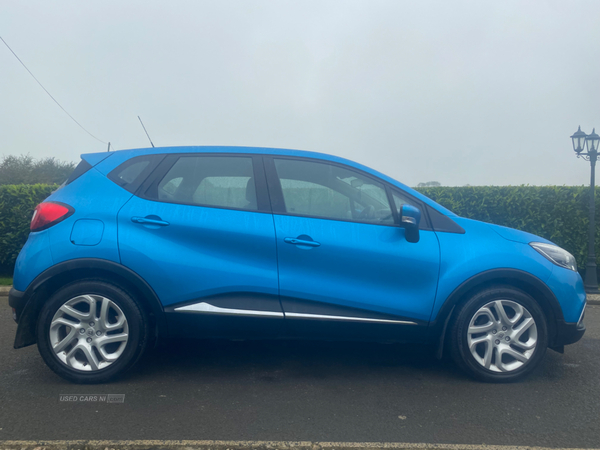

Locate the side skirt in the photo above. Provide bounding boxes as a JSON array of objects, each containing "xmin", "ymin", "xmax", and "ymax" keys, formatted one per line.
[{"xmin": 166, "ymin": 296, "xmax": 428, "ymax": 343}]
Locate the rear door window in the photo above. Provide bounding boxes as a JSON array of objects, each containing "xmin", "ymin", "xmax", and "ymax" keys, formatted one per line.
[{"xmin": 151, "ymin": 156, "xmax": 259, "ymax": 211}]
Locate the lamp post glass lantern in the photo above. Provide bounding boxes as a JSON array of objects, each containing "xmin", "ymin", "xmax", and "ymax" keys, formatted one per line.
[
  {"xmin": 571, "ymin": 126, "xmax": 587, "ymax": 153},
  {"xmin": 587, "ymin": 128, "xmax": 600, "ymax": 152},
  {"xmin": 572, "ymin": 126, "xmax": 600, "ymax": 294}
]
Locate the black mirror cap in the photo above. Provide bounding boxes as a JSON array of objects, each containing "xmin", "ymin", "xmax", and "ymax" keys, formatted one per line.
[
  {"xmin": 400, "ymin": 204, "xmax": 421, "ymax": 243},
  {"xmin": 405, "ymin": 226, "xmax": 420, "ymax": 243}
]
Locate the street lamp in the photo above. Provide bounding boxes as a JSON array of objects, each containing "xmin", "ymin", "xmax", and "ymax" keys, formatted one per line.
[{"xmin": 571, "ymin": 126, "xmax": 600, "ymax": 293}]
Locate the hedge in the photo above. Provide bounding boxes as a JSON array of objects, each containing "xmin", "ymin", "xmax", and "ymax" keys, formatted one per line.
[
  {"xmin": 415, "ymin": 186, "xmax": 598, "ymax": 272},
  {"xmin": 0, "ymin": 184, "xmax": 599, "ymax": 277},
  {"xmin": 0, "ymin": 184, "xmax": 56, "ymax": 274}
]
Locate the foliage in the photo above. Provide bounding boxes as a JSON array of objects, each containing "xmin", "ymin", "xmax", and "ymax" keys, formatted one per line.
[
  {"xmin": 0, "ymin": 154, "xmax": 75, "ymax": 186},
  {"xmin": 1, "ymin": 183, "xmax": 600, "ymax": 279},
  {"xmin": 415, "ymin": 185, "xmax": 597, "ymax": 271},
  {"xmin": 416, "ymin": 181, "xmax": 441, "ymax": 187},
  {"xmin": 0, "ymin": 184, "xmax": 56, "ymax": 274}
]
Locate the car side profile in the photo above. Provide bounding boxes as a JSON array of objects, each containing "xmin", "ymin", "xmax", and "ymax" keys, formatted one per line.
[{"xmin": 9, "ymin": 146, "xmax": 586, "ymax": 383}]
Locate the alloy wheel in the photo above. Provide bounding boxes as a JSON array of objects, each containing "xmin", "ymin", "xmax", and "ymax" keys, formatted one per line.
[
  {"xmin": 467, "ymin": 299, "xmax": 538, "ymax": 372},
  {"xmin": 49, "ymin": 294, "xmax": 129, "ymax": 371}
]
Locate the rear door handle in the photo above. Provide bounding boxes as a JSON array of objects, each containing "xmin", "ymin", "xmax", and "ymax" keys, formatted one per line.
[
  {"xmin": 284, "ymin": 237, "xmax": 321, "ymax": 247},
  {"xmin": 131, "ymin": 216, "xmax": 170, "ymax": 226}
]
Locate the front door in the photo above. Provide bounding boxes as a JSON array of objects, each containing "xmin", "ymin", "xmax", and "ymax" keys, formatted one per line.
[{"xmin": 264, "ymin": 156, "xmax": 440, "ymax": 341}]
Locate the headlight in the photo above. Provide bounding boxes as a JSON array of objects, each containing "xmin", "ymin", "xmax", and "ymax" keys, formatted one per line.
[{"xmin": 530, "ymin": 242, "xmax": 577, "ymax": 272}]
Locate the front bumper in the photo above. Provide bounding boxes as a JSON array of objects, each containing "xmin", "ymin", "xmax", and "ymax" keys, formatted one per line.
[{"xmin": 553, "ymin": 303, "xmax": 586, "ymax": 347}]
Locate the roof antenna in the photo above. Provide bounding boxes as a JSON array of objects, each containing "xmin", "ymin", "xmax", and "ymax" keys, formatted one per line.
[
  {"xmin": 138, "ymin": 116, "xmax": 155, "ymax": 148},
  {"xmin": 107, "ymin": 142, "xmax": 111, "ymax": 152}
]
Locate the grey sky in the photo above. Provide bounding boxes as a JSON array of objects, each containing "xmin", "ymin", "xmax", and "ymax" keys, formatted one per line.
[{"xmin": 1, "ymin": 0, "xmax": 599, "ymax": 187}]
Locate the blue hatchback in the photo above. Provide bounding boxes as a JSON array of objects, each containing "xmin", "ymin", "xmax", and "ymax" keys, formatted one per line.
[{"xmin": 9, "ymin": 146, "xmax": 586, "ymax": 383}]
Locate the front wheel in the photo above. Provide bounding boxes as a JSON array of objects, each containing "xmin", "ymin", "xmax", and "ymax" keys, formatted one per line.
[
  {"xmin": 36, "ymin": 280, "xmax": 149, "ymax": 383},
  {"xmin": 449, "ymin": 286, "xmax": 548, "ymax": 382}
]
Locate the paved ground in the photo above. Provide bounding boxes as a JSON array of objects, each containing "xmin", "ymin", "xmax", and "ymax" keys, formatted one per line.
[{"xmin": 0, "ymin": 296, "xmax": 598, "ymax": 449}]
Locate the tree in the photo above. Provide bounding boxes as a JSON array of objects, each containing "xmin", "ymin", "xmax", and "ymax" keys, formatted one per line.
[
  {"xmin": 416, "ymin": 181, "xmax": 441, "ymax": 187},
  {"xmin": 0, "ymin": 154, "xmax": 76, "ymax": 185}
]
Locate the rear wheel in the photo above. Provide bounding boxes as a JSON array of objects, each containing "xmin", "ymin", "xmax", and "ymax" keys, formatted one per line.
[
  {"xmin": 449, "ymin": 286, "xmax": 548, "ymax": 382},
  {"xmin": 36, "ymin": 280, "xmax": 148, "ymax": 383}
]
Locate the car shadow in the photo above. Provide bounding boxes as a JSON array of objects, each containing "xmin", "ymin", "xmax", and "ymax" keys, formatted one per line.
[{"xmin": 126, "ymin": 338, "xmax": 465, "ymax": 383}]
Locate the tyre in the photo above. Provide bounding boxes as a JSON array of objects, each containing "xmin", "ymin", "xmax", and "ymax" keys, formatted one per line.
[
  {"xmin": 36, "ymin": 280, "xmax": 149, "ymax": 383},
  {"xmin": 449, "ymin": 286, "xmax": 548, "ymax": 383}
]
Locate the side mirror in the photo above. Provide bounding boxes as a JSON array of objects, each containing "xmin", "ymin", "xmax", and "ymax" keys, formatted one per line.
[{"xmin": 399, "ymin": 205, "xmax": 421, "ymax": 243}]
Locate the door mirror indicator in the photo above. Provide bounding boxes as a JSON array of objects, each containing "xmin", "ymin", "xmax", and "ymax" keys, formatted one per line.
[{"xmin": 400, "ymin": 205, "xmax": 421, "ymax": 243}]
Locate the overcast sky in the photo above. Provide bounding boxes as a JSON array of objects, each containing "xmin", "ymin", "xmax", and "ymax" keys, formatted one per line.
[{"xmin": 1, "ymin": 0, "xmax": 599, "ymax": 186}]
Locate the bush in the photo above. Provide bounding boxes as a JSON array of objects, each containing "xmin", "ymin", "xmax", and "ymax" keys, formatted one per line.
[
  {"xmin": 0, "ymin": 184, "xmax": 56, "ymax": 274},
  {"xmin": 1, "ymin": 183, "xmax": 599, "ymax": 279},
  {"xmin": 415, "ymin": 185, "xmax": 597, "ymax": 270},
  {"xmin": 0, "ymin": 155, "xmax": 75, "ymax": 186}
]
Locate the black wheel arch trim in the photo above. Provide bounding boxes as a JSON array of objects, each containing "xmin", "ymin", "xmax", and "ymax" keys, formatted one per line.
[
  {"xmin": 12, "ymin": 258, "xmax": 167, "ymax": 349},
  {"xmin": 430, "ymin": 268, "xmax": 565, "ymax": 352}
]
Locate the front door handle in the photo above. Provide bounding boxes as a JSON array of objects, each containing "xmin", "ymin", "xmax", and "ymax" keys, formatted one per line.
[
  {"xmin": 284, "ymin": 237, "xmax": 321, "ymax": 247},
  {"xmin": 131, "ymin": 216, "xmax": 170, "ymax": 226}
]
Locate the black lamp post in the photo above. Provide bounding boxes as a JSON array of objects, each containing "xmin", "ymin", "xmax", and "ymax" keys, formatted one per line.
[{"xmin": 571, "ymin": 126, "xmax": 600, "ymax": 293}]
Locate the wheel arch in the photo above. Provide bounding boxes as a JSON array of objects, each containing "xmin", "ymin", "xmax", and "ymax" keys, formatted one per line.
[
  {"xmin": 432, "ymin": 268, "xmax": 564, "ymax": 357},
  {"xmin": 14, "ymin": 258, "xmax": 167, "ymax": 349}
]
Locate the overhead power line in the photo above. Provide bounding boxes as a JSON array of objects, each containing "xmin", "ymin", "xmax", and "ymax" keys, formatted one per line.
[{"xmin": 0, "ymin": 35, "xmax": 108, "ymax": 145}]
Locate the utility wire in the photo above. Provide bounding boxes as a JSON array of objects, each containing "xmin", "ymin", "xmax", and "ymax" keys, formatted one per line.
[{"xmin": 1, "ymin": 36, "xmax": 108, "ymax": 145}]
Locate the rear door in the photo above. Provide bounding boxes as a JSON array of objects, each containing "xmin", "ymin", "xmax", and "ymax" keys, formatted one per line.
[
  {"xmin": 264, "ymin": 156, "xmax": 440, "ymax": 341},
  {"xmin": 117, "ymin": 153, "xmax": 282, "ymax": 338}
]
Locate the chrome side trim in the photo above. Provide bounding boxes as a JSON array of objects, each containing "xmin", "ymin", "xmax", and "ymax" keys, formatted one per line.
[
  {"xmin": 173, "ymin": 302, "xmax": 417, "ymax": 324},
  {"xmin": 174, "ymin": 302, "xmax": 284, "ymax": 317},
  {"xmin": 578, "ymin": 303, "xmax": 586, "ymax": 325},
  {"xmin": 284, "ymin": 312, "xmax": 418, "ymax": 325}
]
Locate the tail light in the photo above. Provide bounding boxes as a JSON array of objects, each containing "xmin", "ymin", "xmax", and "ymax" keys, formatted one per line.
[{"xmin": 30, "ymin": 202, "xmax": 74, "ymax": 232}]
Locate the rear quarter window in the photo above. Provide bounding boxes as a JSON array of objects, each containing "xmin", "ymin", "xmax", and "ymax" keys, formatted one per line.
[
  {"xmin": 64, "ymin": 160, "xmax": 92, "ymax": 185},
  {"xmin": 107, "ymin": 155, "xmax": 163, "ymax": 193}
]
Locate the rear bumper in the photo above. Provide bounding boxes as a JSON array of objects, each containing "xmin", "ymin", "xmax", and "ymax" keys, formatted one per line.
[
  {"xmin": 8, "ymin": 287, "xmax": 27, "ymax": 323},
  {"xmin": 8, "ymin": 287, "xmax": 38, "ymax": 349}
]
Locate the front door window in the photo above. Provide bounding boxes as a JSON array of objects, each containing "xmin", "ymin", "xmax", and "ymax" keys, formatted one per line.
[{"xmin": 273, "ymin": 158, "xmax": 394, "ymax": 225}]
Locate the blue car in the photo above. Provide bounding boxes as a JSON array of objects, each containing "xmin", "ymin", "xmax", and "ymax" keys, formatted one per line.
[{"xmin": 9, "ymin": 146, "xmax": 586, "ymax": 383}]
